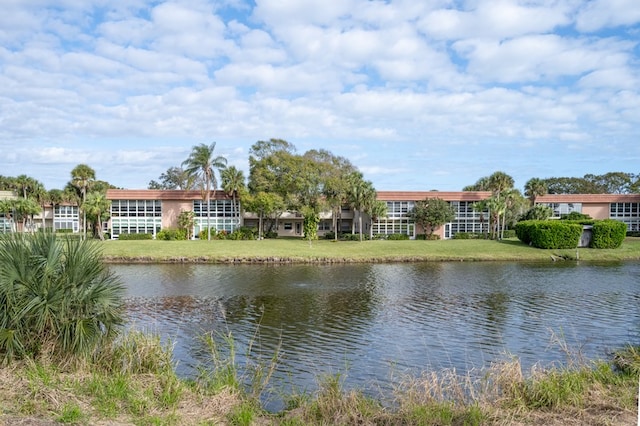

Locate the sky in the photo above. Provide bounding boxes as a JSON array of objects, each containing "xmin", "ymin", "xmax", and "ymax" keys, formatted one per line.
[{"xmin": 1, "ymin": 0, "xmax": 639, "ymax": 193}]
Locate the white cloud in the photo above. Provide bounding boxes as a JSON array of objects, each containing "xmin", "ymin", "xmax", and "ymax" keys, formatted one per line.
[
  {"xmin": 0, "ymin": 0, "xmax": 639, "ymax": 193},
  {"xmin": 419, "ymin": 0, "xmax": 574, "ymax": 40},
  {"xmin": 576, "ymin": 0, "xmax": 640, "ymax": 32}
]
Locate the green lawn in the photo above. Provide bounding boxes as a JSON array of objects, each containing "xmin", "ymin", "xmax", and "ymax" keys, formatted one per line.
[{"xmin": 100, "ymin": 237, "xmax": 640, "ymax": 263}]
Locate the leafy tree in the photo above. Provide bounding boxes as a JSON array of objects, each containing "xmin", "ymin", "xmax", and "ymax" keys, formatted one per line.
[
  {"xmin": 148, "ymin": 166, "xmax": 195, "ymax": 190},
  {"xmin": 242, "ymin": 191, "xmax": 285, "ymax": 239},
  {"xmin": 524, "ymin": 178, "xmax": 548, "ymax": 206},
  {"xmin": 409, "ymin": 197, "xmax": 455, "ymax": 238},
  {"xmin": 70, "ymin": 164, "xmax": 96, "ymax": 239},
  {"xmin": 182, "ymin": 142, "xmax": 227, "ymax": 241},
  {"xmin": 304, "ymin": 149, "xmax": 357, "ymax": 241},
  {"xmin": 177, "ymin": 210, "xmax": 196, "ymax": 240},
  {"xmin": 0, "ymin": 233, "xmax": 125, "ymax": 361}
]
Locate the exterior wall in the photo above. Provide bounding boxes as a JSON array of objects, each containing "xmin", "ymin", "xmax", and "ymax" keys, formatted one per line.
[
  {"xmin": 373, "ymin": 191, "xmax": 492, "ymax": 239},
  {"xmin": 536, "ymin": 194, "xmax": 640, "ymax": 232},
  {"xmin": 581, "ymin": 203, "xmax": 610, "ymax": 220},
  {"xmin": 162, "ymin": 200, "xmax": 193, "ymax": 229}
]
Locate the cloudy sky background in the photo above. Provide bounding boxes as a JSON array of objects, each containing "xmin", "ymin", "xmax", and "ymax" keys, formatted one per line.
[{"xmin": 1, "ymin": 0, "xmax": 639, "ymax": 192}]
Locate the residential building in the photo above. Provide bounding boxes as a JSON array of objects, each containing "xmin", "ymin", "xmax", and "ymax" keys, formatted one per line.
[
  {"xmin": 535, "ymin": 194, "xmax": 640, "ymax": 232},
  {"xmin": 40, "ymin": 189, "xmax": 640, "ymax": 240},
  {"xmin": 106, "ymin": 189, "xmax": 241, "ymax": 239}
]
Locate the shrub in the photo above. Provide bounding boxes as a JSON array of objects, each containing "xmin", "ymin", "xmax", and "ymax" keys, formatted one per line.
[
  {"xmin": 0, "ymin": 233, "xmax": 125, "ymax": 361},
  {"xmin": 515, "ymin": 220, "xmax": 582, "ymax": 249},
  {"xmin": 590, "ymin": 219, "xmax": 627, "ymax": 249},
  {"xmin": 560, "ymin": 211, "xmax": 592, "ymax": 221},
  {"xmin": 156, "ymin": 228, "xmax": 187, "ymax": 241},
  {"xmin": 453, "ymin": 232, "xmax": 471, "ymax": 239},
  {"xmin": 117, "ymin": 233, "xmax": 153, "ymax": 240},
  {"xmin": 502, "ymin": 230, "xmax": 516, "ymax": 239},
  {"xmin": 387, "ymin": 233, "xmax": 410, "ymax": 240},
  {"xmin": 264, "ymin": 231, "xmax": 278, "ymax": 239},
  {"xmin": 198, "ymin": 228, "xmax": 213, "ymax": 240},
  {"xmin": 232, "ymin": 227, "xmax": 258, "ymax": 240}
]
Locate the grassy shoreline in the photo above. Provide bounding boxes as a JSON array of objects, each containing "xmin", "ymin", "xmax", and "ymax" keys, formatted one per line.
[
  {"xmin": 1, "ymin": 333, "xmax": 638, "ymax": 425},
  {"xmin": 100, "ymin": 237, "xmax": 640, "ymax": 264}
]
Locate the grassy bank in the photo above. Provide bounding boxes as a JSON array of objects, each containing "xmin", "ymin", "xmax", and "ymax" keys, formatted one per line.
[
  {"xmin": 100, "ymin": 237, "xmax": 640, "ymax": 263},
  {"xmin": 1, "ymin": 332, "xmax": 638, "ymax": 425}
]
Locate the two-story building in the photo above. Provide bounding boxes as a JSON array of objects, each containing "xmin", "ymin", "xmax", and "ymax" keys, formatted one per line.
[{"xmin": 7, "ymin": 189, "xmax": 640, "ymax": 240}]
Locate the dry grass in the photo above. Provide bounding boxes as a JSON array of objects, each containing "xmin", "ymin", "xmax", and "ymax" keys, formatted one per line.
[{"xmin": 1, "ymin": 340, "xmax": 638, "ymax": 425}]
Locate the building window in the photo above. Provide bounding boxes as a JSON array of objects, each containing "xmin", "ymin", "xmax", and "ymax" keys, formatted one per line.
[
  {"xmin": 539, "ymin": 202, "xmax": 582, "ymax": 218},
  {"xmin": 111, "ymin": 200, "xmax": 162, "ymax": 238},
  {"xmin": 318, "ymin": 220, "xmax": 331, "ymax": 231},
  {"xmin": 54, "ymin": 205, "xmax": 79, "ymax": 232},
  {"xmin": 284, "ymin": 222, "xmax": 293, "ymax": 230},
  {"xmin": 610, "ymin": 202, "xmax": 640, "ymax": 231}
]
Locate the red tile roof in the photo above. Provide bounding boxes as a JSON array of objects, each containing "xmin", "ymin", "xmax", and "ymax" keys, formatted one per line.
[
  {"xmin": 376, "ymin": 191, "xmax": 492, "ymax": 201},
  {"xmin": 106, "ymin": 189, "xmax": 232, "ymax": 200}
]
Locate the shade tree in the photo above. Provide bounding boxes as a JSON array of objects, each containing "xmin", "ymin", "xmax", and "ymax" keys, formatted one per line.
[{"xmin": 409, "ymin": 198, "xmax": 455, "ymax": 238}]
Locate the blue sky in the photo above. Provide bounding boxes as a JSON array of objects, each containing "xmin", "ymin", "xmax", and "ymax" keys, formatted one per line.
[{"xmin": 1, "ymin": 0, "xmax": 639, "ymax": 192}]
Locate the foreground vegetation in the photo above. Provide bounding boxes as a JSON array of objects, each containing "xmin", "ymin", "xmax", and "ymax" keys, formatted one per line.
[
  {"xmin": 2, "ymin": 234, "xmax": 639, "ymax": 425},
  {"xmin": 0, "ymin": 331, "xmax": 638, "ymax": 425},
  {"xmin": 100, "ymin": 237, "xmax": 640, "ymax": 264}
]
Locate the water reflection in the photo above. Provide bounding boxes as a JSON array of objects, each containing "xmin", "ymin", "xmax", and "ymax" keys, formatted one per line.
[{"xmin": 115, "ymin": 261, "xmax": 640, "ymax": 409}]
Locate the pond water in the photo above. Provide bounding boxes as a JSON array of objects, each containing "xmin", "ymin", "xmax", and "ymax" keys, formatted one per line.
[{"xmin": 113, "ymin": 261, "xmax": 640, "ymax": 410}]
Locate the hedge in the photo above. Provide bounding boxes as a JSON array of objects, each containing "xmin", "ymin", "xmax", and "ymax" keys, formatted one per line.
[
  {"xmin": 590, "ymin": 219, "xmax": 627, "ymax": 249},
  {"xmin": 156, "ymin": 228, "xmax": 188, "ymax": 241},
  {"xmin": 515, "ymin": 220, "xmax": 582, "ymax": 249},
  {"xmin": 117, "ymin": 233, "xmax": 153, "ymax": 240}
]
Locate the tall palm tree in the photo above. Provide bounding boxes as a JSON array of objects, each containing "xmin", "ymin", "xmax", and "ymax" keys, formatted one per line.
[
  {"xmin": 347, "ymin": 174, "xmax": 375, "ymax": 241},
  {"xmin": 221, "ymin": 166, "xmax": 246, "ymax": 231},
  {"xmin": 524, "ymin": 178, "xmax": 548, "ymax": 206},
  {"xmin": 70, "ymin": 164, "xmax": 96, "ymax": 239},
  {"xmin": 472, "ymin": 200, "xmax": 489, "ymax": 238},
  {"xmin": 84, "ymin": 191, "xmax": 111, "ymax": 240},
  {"xmin": 182, "ymin": 143, "xmax": 227, "ymax": 241},
  {"xmin": 369, "ymin": 200, "xmax": 387, "ymax": 240}
]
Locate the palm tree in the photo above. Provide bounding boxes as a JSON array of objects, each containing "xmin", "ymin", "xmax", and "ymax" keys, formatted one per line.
[
  {"xmin": 84, "ymin": 191, "xmax": 111, "ymax": 240},
  {"xmin": 182, "ymin": 143, "xmax": 227, "ymax": 241},
  {"xmin": 32, "ymin": 182, "xmax": 49, "ymax": 231},
  {"xmin": 472, "ymin": 200, "xmax": 489, "ymax": 238},
  {"xmin": 369, "ymin": 200, "xmax": 387, "ymax": 240},
  {"xmin": 221, "ymin": 166, "xmax": 246, "ymax": 231},
  {"xmin": 70, "ymin": 164, "xmax": 96, "ymax": 239},
  {"xmin": 347, "ymin": 174, "xmax": 375, "ymax": 241},
  {"xmin": 524, "ymin": 178, "xmax": 548, "ymax": 206},
  {"xmin": 13, "ymin": 174, "xmax": 37, "ymax": 199}
]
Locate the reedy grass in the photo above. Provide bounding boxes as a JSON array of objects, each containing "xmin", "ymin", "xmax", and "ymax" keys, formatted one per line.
[
  {"xmin": 1, "ymin": 333, "xmax": 638, "ymax": 425},
  {"xmin": 100, "ymin": 237, "xmax": 640, "ymax": 263}
]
